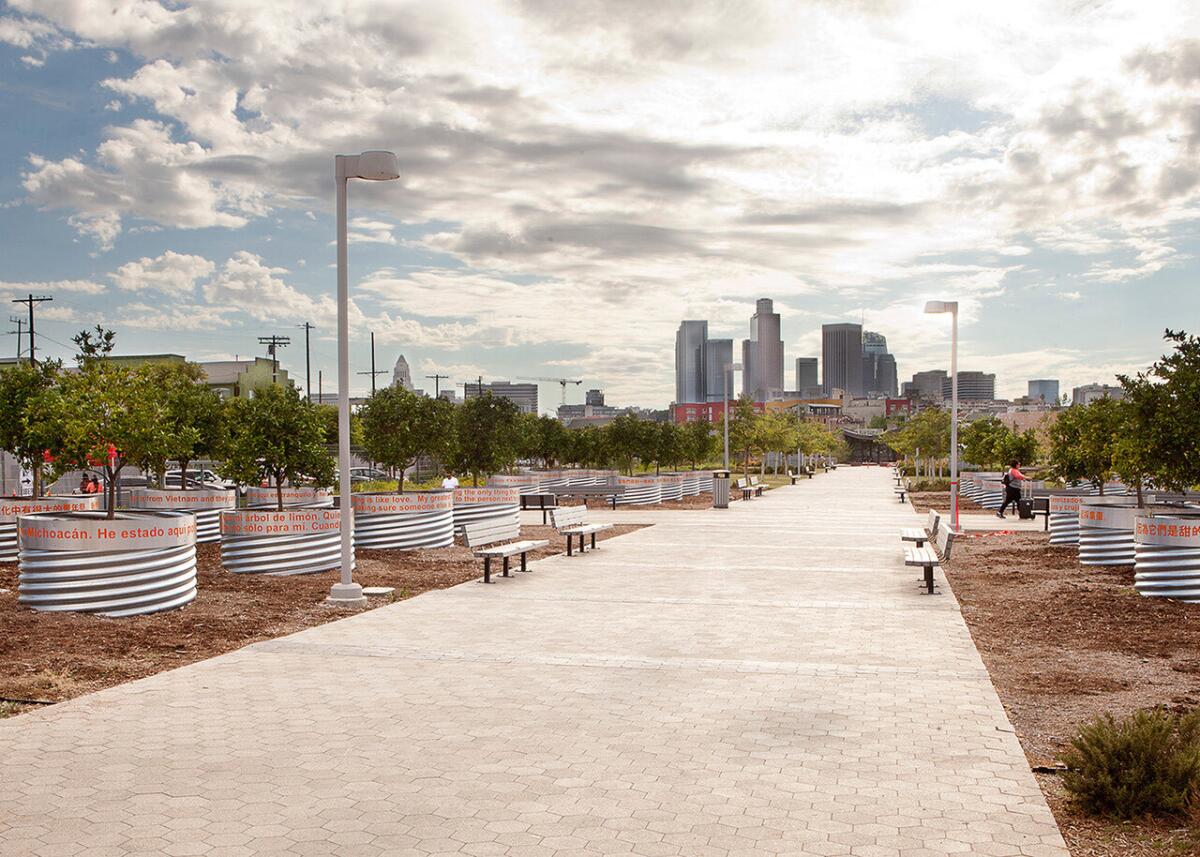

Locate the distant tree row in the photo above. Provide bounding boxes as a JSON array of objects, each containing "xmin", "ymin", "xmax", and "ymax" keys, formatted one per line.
[{"xmin": 1047, "ymin": 330, "xmax": 1200, "ymax": 503}]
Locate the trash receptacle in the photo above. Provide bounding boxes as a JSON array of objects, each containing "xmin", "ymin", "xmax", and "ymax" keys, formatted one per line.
[
  {"xmin": 712, "ymin": 470, "xmax": 731, "ymax": 509},
  {"xmin": 1017, "ymin": 498, "xmax": 1034, "ymax": 519}
]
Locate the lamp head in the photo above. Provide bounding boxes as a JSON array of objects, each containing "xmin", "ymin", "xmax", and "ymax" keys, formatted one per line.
[
  {"xmin": 337, "ymin": 150, "xmax": 400, "ymax": 181},
  {"xmin": 924, "ymin": 300, "xmax": 958, "ymax": 314}
]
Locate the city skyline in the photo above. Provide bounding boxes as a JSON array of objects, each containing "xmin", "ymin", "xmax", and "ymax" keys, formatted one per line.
[{"xmin": 1, "ymin": 3, "xmax": 1196, "ymax": 406}]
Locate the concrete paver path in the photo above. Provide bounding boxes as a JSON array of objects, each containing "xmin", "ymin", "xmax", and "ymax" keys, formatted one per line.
[{"xmin": 2, "ymin": 467, "xmax": 1068, "ymax": 856}]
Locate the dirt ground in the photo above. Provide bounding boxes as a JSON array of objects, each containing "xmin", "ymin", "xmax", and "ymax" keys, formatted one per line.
[
  {"xmin": 0, "ymin": 523, "xmax": 645, "ymax": 715},
  {"xmin": 585, "ymin": 493, "xmax": 717, "ymax": 510},
  {"xmin": 944, "ymin": 531, "xmax": 1200, "ymax": 856},
  {"xmin": 908, "ymin": 489, "xmax": 988, "ymax": 514}
]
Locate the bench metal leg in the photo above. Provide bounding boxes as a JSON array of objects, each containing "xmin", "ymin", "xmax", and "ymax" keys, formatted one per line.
[
  {"xmin": 502, "ymin": 556, "xmax": 510, "ymax": 578},
  {"xmin": 923, "ymin": 566, "xmax": 936, "ymax": 595},
  {"xmin": 520, "ymin": 552, "xmax": 529, "ymax": 572},
  {"xmin": 590, "ymin": 532, "xmax": 597, "ymax": 550},
  {"xmin": 567, "ymin": 535, "xmax": 573, "ymax": 557},
  {"xmin": 483, "ymin": 557, "xmax": 492, "ymax": 584}
]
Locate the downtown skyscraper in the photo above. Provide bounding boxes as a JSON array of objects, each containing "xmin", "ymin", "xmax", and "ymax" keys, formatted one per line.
[
  {"xmin": 742, "ymin": 298, "xmax": 784, "ymax": 401},
  {"xmin": 822, "ymin": 323, "xmax": 864, "ymax": 397},
  {"xmin": 675, "ymin": 320, "xmax": 711, "ymax": 404}
]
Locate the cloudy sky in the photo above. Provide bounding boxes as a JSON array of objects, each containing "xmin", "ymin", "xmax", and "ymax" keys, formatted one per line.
[{"xmin": 2, "ymin": 0, "xmax": 1198, "ymax": 409}]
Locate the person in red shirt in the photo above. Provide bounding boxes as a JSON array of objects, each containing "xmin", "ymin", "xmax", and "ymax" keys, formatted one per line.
[{"xmin": 997, "ymin": 459, "xmax": 1027, "ymax": 518}]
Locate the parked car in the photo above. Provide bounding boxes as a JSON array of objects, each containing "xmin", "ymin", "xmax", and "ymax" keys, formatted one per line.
[
  {"xmin": 349, "ymin": 467, "xmax": 389, "ymax": 483},
  {"xmin": 164, "ymin": 469, "xmax": 238, "ymax": 491}
]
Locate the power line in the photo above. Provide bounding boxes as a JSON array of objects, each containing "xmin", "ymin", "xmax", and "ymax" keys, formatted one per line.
[
  {"xmin": 356, "ymin": 330, "xmax": 386, "ymax": 395},
  {"xmin": 7, "ymin": 316, "xmax": 24, "ymax": 360},
  {"xmin": 11, "ymin": 294, "xmax": 51, "ymax": 365},
  {"xmin": 257, "ymin": 335, "xmax": 291, "ymax": 385},
  {"xmin": 298, "ymin": 322, "xmax": 314, "ymax": 402},
  {"xmin": 425, "ymin": 373, "xmax": 449, "ymax": 397}
]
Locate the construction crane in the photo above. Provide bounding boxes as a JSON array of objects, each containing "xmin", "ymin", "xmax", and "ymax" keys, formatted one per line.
[{"xmin": 521, "ymin": 377, "xmax": 583, "ymax": 406}]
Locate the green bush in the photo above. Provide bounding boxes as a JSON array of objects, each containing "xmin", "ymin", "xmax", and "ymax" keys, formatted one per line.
[{"xmin": 1061, "ymin": 708, "xmax": 1200, "ymax": 819}]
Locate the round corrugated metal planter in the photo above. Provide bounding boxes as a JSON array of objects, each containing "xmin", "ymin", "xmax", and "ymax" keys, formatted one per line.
[
  {"xmin": 615, "ymin": 476, "xmax": 662, "ymax": 506},
  {"xmin": 488, "ymin": 474, "xmax": 541, "ymax": 495},
  {"xmin": 680, "ymin": 472, "xmax": 703, "ymax": 496},
  {"xmin": 978, "ymin": 479, "xmax": 1005, "ymax": 510},
  {"xmin": 0, "ymin": 495, "xmax": 103, "ymax": 561},
  {"xmin": 1079, "ymin": 499, "xmax": 1160, "ymax": 567},
  {"xmin": 128, "ymin": 487, "xmax": 237, "ymax": 544},
  {"xmin": 452, "ymin": 486, "xmax": 520, "ymax": 534},
  {"xmin": 220, "ymin": 507, "xmax": 348, "ymax": 576},
  {"xmin": 1048, "ymin": 493, "xmax": 1088, "ymax": 545},
  {"xmin": 349, "ymin": 490, "xmax": 453, "ymax": 550},
  {"xmin": 659, "ymin": 474, "xmax": 684, "ymax": 502},
  {"xmin": 531, "ymin": 470, "xmax": 568, "ymax": 489},
  {"xmin": 1134, "ymin": 513, "xmax": 1200, "ymax": 601},
  {"xmin": 17, "ymin": 510, "xmax": 197, "ymax": 617},
  {"xmin": 244, "ymin": 486, "xmax": 333, "ymax": 509},
  {"xmin": 696, "ymin": 471, "xmax": 714, "ymax": 493}
]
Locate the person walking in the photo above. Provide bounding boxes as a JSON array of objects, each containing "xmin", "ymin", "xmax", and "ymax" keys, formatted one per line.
[
  {"xmin": 440, "ymin": 470, "xmax": 459, "ymax": 491},
  {"xmin": 997, "ymin": 459, "xmax": 1027, "ymax": 518}
]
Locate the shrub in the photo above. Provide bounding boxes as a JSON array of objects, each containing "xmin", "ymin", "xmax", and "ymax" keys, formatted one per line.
[{"xmin": 1060, "ymin": 708, "xmax": 1200, "ymax": 819}]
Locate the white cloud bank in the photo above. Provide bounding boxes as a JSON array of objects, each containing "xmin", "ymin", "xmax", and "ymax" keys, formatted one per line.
[{"xmin": 7, "ymin": 0, "xmax": 1200, "ymax": 403}]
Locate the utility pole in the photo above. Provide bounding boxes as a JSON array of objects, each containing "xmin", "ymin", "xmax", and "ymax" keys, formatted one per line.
[
  {"xmin": 8, "ymin": 316, "xmax": 24, "ymax": 361},
  {"xmin": 257, "ymin": 335, "xmax": 291, "ymax": 384},
  {"xmin": 11, "ymin": 294, "xmax": 51, "ymax": 365},
  {"xmin": 319, "ymin": 369, "xmax": 323, "ymax": 401},
  {"xmin": 298, "ymin": 322, "xmax": 314, "ymax": 402},
  {"xmin": 356, "ymin": 331, "xmax": 385, "ymax": 394},
  {"xmin": 425, "ymin": 373, "xmax": 449, "ymax": 397}
]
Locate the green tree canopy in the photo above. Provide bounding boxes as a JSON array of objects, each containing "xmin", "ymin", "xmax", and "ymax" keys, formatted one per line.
[
  {"xmin": 137, "ymin": 361, "xmax": 227, "ymax": 489},
  {"xmin": 1118, "ymin": 330, "xmax": 1200, "ymax": 496},
  {"xmin": 679, "ymin": 419, "xmax": 717, "ymax": 470},
  {"xmin": 449, "ymin": 392, "xmax": 521, "ymax": 486},
  {"xmin": 1047, "ymin": 398, "xmax": 1122, "ymax": 492},
  {"xmin": 0, "ymin": 359, "xmax": 62, "ymax": 496},
  {"xmin": 31, "ymin": 346, "xmax": 174, "ymax": 518},
  {"xmin": 357, "ymin": 386, "xmax": 456, "ymax": 490},
  {"xmin": 220, "ymin": 384, "xmax": 335, "ymax": 510}
]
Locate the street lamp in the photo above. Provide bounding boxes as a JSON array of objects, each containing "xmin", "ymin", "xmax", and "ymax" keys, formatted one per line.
[
  {"xmin": 924, "ymin": 300, "xmax": 959, "ymax": 532},
  {"xmin": 723, "ymin": 362, "xmax": 743, "ymax": 470},
  {"xmin": 327, "ymin": 151, "xmax": 401, "ymax": 608}
]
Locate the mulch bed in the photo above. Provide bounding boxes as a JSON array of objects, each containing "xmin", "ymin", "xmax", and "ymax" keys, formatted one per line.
[
  {"xmin": 584, "ymin": 493, "xmax": 717, "ymax": 510},
  {"xmin": 945, "ymin": 531, "xmax": 1200, "ymax": 855},
  {"xmin": 0, "ymin": 523, "xmax": 645, "ymax": 714},
  {"xmin": 908, "ymin": 490, "xmax": 987, "ymax": 514}
]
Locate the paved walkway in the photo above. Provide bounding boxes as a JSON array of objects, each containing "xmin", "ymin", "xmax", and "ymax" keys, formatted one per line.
[{"xmin": 1, "ymin": 468, "xmax": 1067, "ymax": 857}]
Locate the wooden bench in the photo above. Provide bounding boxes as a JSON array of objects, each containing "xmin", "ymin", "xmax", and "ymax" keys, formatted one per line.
[
  {"xmin": 787, "ymin": 468, "xmax": 814, "ymax": 485},
  {"xmin": 549, "ymin": 505, "xmax": 614, "ymax": 556},
  {"xmin": 901, "ymin": 510, "xmax": 940, "ymax": 548},
  {"xmin": 545, "ymin": 484, "xmax": 626, "ymax": 510},
  {"xmin": 894, "ymin": 479, "xmax": 911, "ymax": 502},
  {"xmin": 734, "ymin": 476, "xmax": 765, "ymax": 500},
  {"xmin": 905, "ymin": 524, "xmax": 955, "ymax": 595},
  {"xmin": 519, "ymin": 492, "xmax": 558, "ymax": 524},
  {"xmin": 463, "ymin": 519, "xmax": 549, "ymax": 584}
]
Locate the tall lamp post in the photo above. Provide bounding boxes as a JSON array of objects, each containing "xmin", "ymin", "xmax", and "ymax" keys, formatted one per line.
[
  {"xmin": 327, "ymin": 151, "xmax": 401, "ymax": 607},
  {"xmin": 722, "ymin": 362, "xmax": 743, "ymax": 470},
  {"xmin": 924, "ymin": 300, "xmax": 959, "ymax": 532}
]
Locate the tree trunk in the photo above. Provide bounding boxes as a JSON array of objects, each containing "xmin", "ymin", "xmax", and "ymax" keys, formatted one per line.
[
  {"xmin": 31, "ymin": 463, "xmax": 41, "ymax": 498},
  {"xmin": 275, "ymin": 473, "xmax": 284, "ymax": 512},
  {"xmin": 1136, "ymin": 480, "xmax": 1144, "ymax": 508},
  {"xmin": 106, "ymin": 464, "xmax": 120, "ymax": 519},
  {"xmin": 1098, "ymin": 480, "xmax": 1105, "ymax": 496},
  {"xmin": 179, "ymin": 459, "xmax": 190, "ymax": 491}
]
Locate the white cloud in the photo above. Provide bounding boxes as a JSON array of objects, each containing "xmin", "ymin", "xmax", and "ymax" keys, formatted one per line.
[
  {"xmin": 110, "ymin": 250, "xmax": 214, "ymax": 294},
  {"xmin": 7, "ymin": 0, "xmax": 1200, "ymax": 403},
  {"xmin": 0, "ymin": 278, "xmax": 105, "ymax": 295}
]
